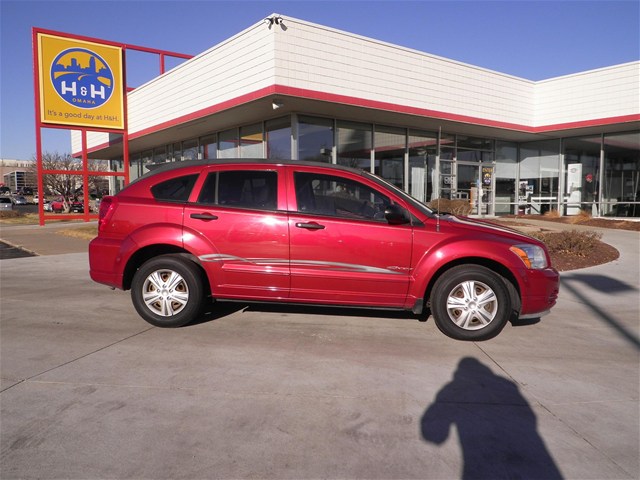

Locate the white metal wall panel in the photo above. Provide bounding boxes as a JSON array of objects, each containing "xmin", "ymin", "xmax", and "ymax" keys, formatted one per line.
[
  {"xmin": 78, "ymin": 23, "xmax": 276, "ymax": 151},
  {"xmin": 274, "ymin": 18, "xmax": 535, "ymax": 126},
  {"xmin": 535, "ymin": 62, "xmax": 640, "ymax": 126},
  {"xmin": 128, "ymin": 26, "xmax": 275, "ymax": 133}
]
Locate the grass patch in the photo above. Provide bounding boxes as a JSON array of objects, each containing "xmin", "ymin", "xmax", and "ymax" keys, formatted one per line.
[
  {"xmin": 57, "ymin": 226, "xmax": 98, "ymax": 241},
  {"xmin": 0, "ymin": 212, "xmax": 40, "ymax": 224}
]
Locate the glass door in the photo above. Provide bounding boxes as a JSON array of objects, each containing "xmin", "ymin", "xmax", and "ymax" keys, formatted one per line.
[{"xmin": 456, "ymin": 163, "xmax": 494, "ymax": 215}]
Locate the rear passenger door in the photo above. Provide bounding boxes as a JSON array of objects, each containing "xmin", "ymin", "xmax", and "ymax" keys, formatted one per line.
[
  {"xmin": 183, "ymin": 166, "xmax": 290, "ymax": 300},
  {"xmin": 287, "ymin": 168, "xmax": 413, "ymax": 308}
]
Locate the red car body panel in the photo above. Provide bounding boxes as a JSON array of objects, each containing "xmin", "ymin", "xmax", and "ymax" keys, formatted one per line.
[{"xmin": 89, "ymin": 160, "xmax": 559, "ymax": 321}]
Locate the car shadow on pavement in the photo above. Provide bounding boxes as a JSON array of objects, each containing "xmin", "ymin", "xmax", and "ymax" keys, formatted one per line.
[
  {"xmin": 560, "ymin": 273, "xmax": 640, "ymax": 350},
  {"xmin": 192, "ymin": 301, "xmax": 419, "ymax": 325},
  {"xmin": 421, "ymin": 357, "xmax": 564, "ymax": 479}
]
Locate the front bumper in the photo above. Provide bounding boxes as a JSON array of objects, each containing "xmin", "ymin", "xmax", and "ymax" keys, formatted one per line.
[{"xmin": 519, "ymin": 267, "xmax": 560, "ymax": 317}]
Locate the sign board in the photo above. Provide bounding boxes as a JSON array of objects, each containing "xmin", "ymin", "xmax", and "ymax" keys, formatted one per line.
[{"xmin": 36, "ymin": 32, "xmax": 124, "ymax": 130}]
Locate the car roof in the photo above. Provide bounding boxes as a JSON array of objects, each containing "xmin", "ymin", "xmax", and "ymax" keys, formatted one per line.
[{"xmin": 131, "ymin": 158, "xmax": 369, "ymax": 185}]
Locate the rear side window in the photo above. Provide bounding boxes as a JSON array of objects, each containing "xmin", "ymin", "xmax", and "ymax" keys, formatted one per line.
[
  {"xmin": 197, "ymin": 170, "xmax": 277, "ymax": 210},
  {"xmin": 151, "ymin": 174, "xmax": 198, "ymax": 202}
]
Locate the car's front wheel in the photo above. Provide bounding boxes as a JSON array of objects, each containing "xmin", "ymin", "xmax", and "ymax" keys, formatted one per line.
[
  {"xmin": 131, "ymin": 255, "xmax": 205, "ymax": 328},
  {"xmin": 430, "ymin": 265, "xmax": 511, "ymax": 341}
]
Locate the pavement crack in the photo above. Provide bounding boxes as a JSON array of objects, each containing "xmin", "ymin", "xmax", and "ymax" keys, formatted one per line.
[{"xmin": 0, "ymin": 327, "xmax": 155, "ymax": 393}]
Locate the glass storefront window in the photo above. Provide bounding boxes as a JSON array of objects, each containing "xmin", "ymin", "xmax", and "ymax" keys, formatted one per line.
[
  {"xmin": 563, "ymin": 136, "xmax": 600, "ymax": 215},
  {"xmin": 240, "ymin": 123, "xmax": 263, "ymax": 158},
  {"xmin": 440, "ymin": 134, "xmax": 455, "ymax": 160},
  {"xmin": 152, "ymin": 146, "xmax": 168, "ymax": 166},
  {"xmin": 182, "ymin": 139, "xmax": 199, "ymax": 161},
  {"xmin": 439, "ymin": 160, "xmax": 454, "ymax": 199},
  {"xmin": 170, "ymin": 143, "xmax": 182, "ymax": 162},
  {"xmin": 298, "ymin": 115, "xmax": 333, "ymax": 162},
  {"xmin": 408, "ymin": 130, "xmax": 437, "ymax": 202},
  {"xmin": 201, "ymin": 134, "xmax": 217, "ymax": 160},
  {"xmin": 519, "ymin": 140, "xmax": 560, "ymax": 215},
  {"xmin": 494, "ymin": 142, "xmax": 518, "ymax": 215},
  {"xmin": 139, "ymin": 150, "xmax": 154, "ymax": 178},
  {"xmin": 219, "ymin": 128, "xmax": 238, "ymax": 159},
  {"xmin": 457, "ymin": 136, "xmax": 493, "ymax": 162},
  {"xmin": 337, "ymin": 121, "xmax": 372, "ymax": 170},
  {"xmin": 266, "ymin": 116, "xmax": 291, "ymax": 159},
  {"xmin": 603, "ymin": 132, "xmax": 640, "ymax": 217},
  {"xmin": 374, "ymin": 126, "xmax": 405, "ymax": 189}
]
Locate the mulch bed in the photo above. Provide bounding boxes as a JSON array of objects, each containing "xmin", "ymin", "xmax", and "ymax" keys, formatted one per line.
[{"xmin": 498, "ymin": 215, "xmax": 634, "ymax": 271}]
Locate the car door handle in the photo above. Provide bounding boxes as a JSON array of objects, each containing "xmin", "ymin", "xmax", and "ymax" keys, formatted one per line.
[
  {"xmin": 295, "ymin": 222, "xmax": 325, "ymax": 230},
  {"xmin": 190, "ymin": 213, "xmax": 219, "ymax": 221}
]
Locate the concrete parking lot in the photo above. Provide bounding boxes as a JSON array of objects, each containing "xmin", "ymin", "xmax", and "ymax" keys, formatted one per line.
[{"xmin": 1, "ymin": 221, "xmax": 638, "ymax": 479}]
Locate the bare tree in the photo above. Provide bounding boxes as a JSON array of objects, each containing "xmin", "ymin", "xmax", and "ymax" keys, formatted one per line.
[{"xmin": 30, "ymin": 152, "xmax": 108, "ymax": 197}]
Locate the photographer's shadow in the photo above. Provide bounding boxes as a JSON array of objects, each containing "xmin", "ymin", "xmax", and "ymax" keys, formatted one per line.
[{"xmin": 421, "ymin": 357, "xmax": 563, "ymax": 479}]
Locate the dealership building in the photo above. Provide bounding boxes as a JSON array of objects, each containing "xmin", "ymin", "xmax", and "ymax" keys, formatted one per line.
[{"xmin": 75, "ymin": 14, "xmax": 640, "ymax": 217}]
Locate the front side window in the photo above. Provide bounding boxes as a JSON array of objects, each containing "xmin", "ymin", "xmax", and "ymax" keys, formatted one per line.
[
  {"xmin": 197, "ymin": 170, "xmax": 277, "ymax": 210},
  {"xmin": 294, "ymin": 172, "xmax": 390, "ymax": 221}
]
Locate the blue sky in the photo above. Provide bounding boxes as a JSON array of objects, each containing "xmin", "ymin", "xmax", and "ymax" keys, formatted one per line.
[{"xmin": 1, "ymin": 0, "xmax": 638, "ymax": 160}]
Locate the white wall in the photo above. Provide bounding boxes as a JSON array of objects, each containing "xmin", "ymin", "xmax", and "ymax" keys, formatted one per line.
[
  {"xmin": 534, "ymin": 62, "xmax": 640, "ymax": 126},
  {"xmin": 275, "ymin": 17, "xmax": 535, "ymax": 126}
]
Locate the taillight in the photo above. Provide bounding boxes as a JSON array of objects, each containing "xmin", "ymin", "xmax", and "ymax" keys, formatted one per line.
[{"xmin": 98, "ymin": 196, "xmax": 116, "ymax": 232}]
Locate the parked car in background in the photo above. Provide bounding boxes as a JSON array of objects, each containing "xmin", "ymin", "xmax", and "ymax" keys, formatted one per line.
[
  {"xmin": 0, "ymin": 196, "xmax": 14, "ymax": 210},
  {"xmin": 89, "ymin": 159, "xmax": 560, "ymax": 341},
  {"xmin": 50, "ymin": 198, "xmax": 66, "ymax": 213},
  {"xmin": 69, "ymin": 201, "xmax": 84, "ymax": 213},
  {"xmin": 43, "ymin": 200, "xmax": 53, "ymax": 212},
  {"xmin": 12, "ymin": 195, "xmax": 28, "ymax": 205}
]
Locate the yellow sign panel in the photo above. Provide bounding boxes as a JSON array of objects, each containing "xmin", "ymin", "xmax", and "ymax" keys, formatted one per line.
[{"xmin": 37, "ymin": 33, "xmax": 124, "ymax": 130}]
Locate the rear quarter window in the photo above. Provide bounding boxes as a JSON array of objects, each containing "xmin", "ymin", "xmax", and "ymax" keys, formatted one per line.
[
  {"xmin": 151, "ymin": 174, "xmax": 198, "ymax": 202},
  {"xmin": 197, "ymin": 170, "xmax": 277, "ymax": 210}
]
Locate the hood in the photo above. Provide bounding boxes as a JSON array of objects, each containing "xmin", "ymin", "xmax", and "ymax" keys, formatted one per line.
[{"xmin": 438, "ymin": 214, "xmax": 540, "ymax": 244}]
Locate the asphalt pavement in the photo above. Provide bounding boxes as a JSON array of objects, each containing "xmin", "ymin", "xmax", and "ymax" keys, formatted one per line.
[{"xmin": 1, "ymin": 219, "xmax": 638, "ymax": 479}]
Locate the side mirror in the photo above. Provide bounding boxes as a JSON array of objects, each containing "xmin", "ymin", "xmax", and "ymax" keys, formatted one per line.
[{"xmin": 384, "ymin": 204, "xmax": 410, "ymax": 225}]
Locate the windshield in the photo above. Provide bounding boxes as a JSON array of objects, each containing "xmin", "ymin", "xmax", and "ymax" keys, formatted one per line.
[{"xmin": 362, "ymin": 171, "xmax": 436, "ymax": 217}]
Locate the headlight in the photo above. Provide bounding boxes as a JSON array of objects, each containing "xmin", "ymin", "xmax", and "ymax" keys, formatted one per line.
[{"xmin": 510, "ymin": 244, "xmax": 548, "ymax": 270}]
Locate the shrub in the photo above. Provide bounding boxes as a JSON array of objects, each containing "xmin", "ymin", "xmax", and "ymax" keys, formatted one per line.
[
  {"xmin": 568, "ymin": 209, "xmax": 593, "ymax": 224},
  {"xmin": 530, "ymin": 229, "xmax": 602, "ymax": 257},
  {"xmin": 428, "ymin": 198, "xmax": 473, "ymax": 215}
]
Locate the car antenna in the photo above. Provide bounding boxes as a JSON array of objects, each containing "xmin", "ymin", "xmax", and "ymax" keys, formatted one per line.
[{"xmin": 436, "ymin": 127, "xmax": 441, "ymax": 232}]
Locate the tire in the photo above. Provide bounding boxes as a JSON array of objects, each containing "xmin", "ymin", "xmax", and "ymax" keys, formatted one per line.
[
  {"xmin": 131, "ymin": 255, "xmax": 205, "ymax": 328},
  {"xmin": 430, "ymin": 265, "xmax": 511, "ymax": 341}
]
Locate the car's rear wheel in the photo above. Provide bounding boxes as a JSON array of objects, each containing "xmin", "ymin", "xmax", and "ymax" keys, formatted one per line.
[
  {"xmin": 430, "ymin": 265, "xmax": 511, "ymax": 341},
  {"xmin": 131, "ymin": 255, "xmax": 204, "ymax": 328}
]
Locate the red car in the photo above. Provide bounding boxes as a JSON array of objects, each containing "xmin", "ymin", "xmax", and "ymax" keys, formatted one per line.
[
  {"xmin": 89, "ymin": 160, "xmax": 559, "ymax": 340},
  {"xmin": 50, "ymin": 198, "xmax": 66, "ymax": 213}
]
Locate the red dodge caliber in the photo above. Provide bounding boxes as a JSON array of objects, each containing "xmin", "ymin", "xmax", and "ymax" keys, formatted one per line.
[{"xmin": 89, "ymin": 160, "xmax": 559, "ymax": 341}]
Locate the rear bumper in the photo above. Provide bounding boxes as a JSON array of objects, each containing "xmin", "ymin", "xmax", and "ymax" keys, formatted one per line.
[{"xmin": 89, "ymin": 237, "xmax": 125, "ymax": 289}]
